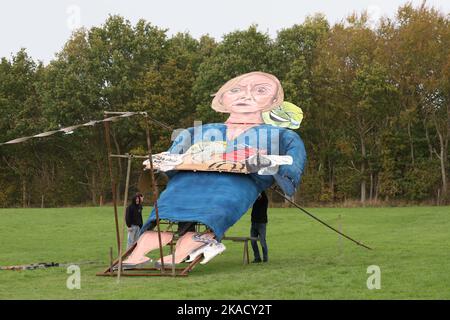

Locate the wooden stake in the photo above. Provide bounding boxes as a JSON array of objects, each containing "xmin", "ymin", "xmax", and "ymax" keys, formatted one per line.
[
  {"xmin": 338, "ymin": 214, "xmax": 343, "ymax": 254},
  {"xmin": 171, "ymin": 240, "xmax": 176, "ymax": 276},
  {"xmin": 117, "ymin": 154, "xmax": 132, "ymax": 282},
  {"xmin": 109, "ymin": 247, "xmax": 113, "ymax": 275},
  {"xmin": 103, "ymin": 120, "xmax": 121, "ymax": 256},
  {"xmin": 145, "ymin": 118, "xmax": 166, "ymax": 273},
  {"xmin": 271, "ymin": 187, "xmax": 372, "ymax": 250}
]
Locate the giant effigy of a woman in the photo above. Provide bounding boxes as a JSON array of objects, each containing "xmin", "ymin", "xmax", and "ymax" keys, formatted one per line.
[{"xmin": 123, "ymin": 71, "xmax": 306, "ymax": 267}]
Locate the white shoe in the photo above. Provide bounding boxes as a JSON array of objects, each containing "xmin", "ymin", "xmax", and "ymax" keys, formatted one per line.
[
  {"xmin": 185, "ymin": 244, "xmax": 208, "ymax": 263},
  {"xmin": 200, "ymin": 243, "xmax": 226, "ymax": 265}
]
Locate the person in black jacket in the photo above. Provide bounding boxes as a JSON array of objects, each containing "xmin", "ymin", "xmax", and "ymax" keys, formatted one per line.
[
  {"xmin": 125, "ymin": 193, "xmax": 144, "ymax": 248},
  {"xmin": 250, "ymin": 191, "xmax": 269, "ymax": 263}
]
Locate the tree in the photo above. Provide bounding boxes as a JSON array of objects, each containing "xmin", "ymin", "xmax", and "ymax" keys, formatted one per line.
[
  {"xmin": 131, "ymin": 32, "xmax": 205, "ymax": 152},
  {"xmin": 380, "ymin": 3, "xmax": 450, "ymax": 202},
  {"xmin": 0, "ymin": 50, "xmax": 46, "ymax": 207},
  {"xmin": 39, "ymin": 16, "xmax": 169, "ymax": 205},
  {"xmin": 313, "ymin": 14, "xmax": 398, "ymax": 203}
]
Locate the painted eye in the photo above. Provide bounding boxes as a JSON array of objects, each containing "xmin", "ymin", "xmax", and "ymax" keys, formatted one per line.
[
  {"xmin": 229, "ymin": 87, "xmax": 241, "ymax": 93},
  {"xmin": 255, "ymin": 87, "xmax": 268, "ymax": 94}
]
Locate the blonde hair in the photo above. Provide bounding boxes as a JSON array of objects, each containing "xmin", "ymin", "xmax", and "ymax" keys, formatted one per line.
[{"xmin": 211, "ymin": 71, "xmax": 284, "ymax": 113}]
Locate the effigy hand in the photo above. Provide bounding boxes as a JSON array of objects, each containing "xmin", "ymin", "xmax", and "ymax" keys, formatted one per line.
[
  {"xmin": 247, "ymin": 154, "xmax": 294, "ymax": 175},
  {"xmin": 245, "ymin": 153, "xmax": 272, "ymax": 173}
]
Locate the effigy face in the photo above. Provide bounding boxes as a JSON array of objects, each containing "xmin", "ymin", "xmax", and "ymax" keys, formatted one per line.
[
  {"xmin": 212, "ymin": 72, "xmax": 283, "ymax": 116},
  {"xmin": 144, "ymin": 72, "xmax": 302, "ymax": 174}
]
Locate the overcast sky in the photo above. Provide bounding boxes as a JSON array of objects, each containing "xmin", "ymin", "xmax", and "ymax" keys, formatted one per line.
[{"xmin": 1, "ymin": 0, "xmax": 449, "ymax": 64}]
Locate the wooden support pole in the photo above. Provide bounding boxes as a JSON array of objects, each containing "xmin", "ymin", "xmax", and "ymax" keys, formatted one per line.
[
  {"xmin": 103, "ymin": 243, "xmax": 136, "ymax": 274},
  {"xmin": 338, "ymin": 214, "xmax": 343, "ymax": 254},
  {"xmin": 271, "ymin": 187, "xmax": 372, "ymax": 250},
  {"xmin": 117, "ymin": 154, "xmax": 132, "ymax": 281},
  {"xmin": 109, "ymin": 247, "xmax": 113, "ymax": 275},
  {"xmin": 103, "ymin": 120, "xmax": 121, "ymax": 257},
  {"xmin": 145, "ymin": 117, "xmax": 166, "ymax": 273},
  {"xmin": 171, "ymin": 240, "xmax": 176, "ymax": 276},
  {"xmin": 110, "ymin": 154, "xmax": 148, "ymax": 159}
]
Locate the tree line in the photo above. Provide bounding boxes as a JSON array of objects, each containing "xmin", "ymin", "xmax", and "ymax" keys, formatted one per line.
[{"xmin": 0, "ymin": 2, "xmax": 449, "ymax": 207}]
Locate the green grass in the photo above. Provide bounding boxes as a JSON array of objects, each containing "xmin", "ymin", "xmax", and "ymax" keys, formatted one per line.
[{"xmin": 1, "ymin": 206, "xmax": 449, "ymax": 299}]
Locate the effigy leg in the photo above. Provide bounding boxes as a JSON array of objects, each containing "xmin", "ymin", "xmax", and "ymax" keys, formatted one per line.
[
  {"xmin": 122, "ymin": 231, "xmax": 173, "ymax": 266},
  {"xmin": 155, "ymin": 231, "xmax": 215, "ymax": 266}
]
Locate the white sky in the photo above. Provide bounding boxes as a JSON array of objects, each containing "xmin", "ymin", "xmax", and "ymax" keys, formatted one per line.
[{"xmin": 0, "ymin": 0, "xmax": 449, "ymax": 64}]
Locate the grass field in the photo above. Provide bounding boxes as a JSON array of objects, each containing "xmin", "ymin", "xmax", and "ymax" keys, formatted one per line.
[{"xmin": 0, "ymin": 205, "xmax": 449, "ymax": 299}]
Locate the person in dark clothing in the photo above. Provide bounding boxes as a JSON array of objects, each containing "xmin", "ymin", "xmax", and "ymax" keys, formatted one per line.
[
  {"xmin": 177, "ymin": 221, "xmax": 196, "ymax": 236},
  {"xmin": 250, "ymin": 191, "xmax": 269, "ymax": 263},
  {"xmin": 125, "ymin": 193, "xmax": 144, "ymax": 248}
]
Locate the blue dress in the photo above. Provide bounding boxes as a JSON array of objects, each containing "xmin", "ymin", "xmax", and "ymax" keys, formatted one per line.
[{"xmin": 141, "ymin": 123, "xmax": 307, "ymax": 239}]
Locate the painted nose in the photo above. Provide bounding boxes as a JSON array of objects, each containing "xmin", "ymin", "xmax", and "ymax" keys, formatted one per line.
[{"xmin": 239, "ymin": 86, "xmax": 253, "ymax": 100}]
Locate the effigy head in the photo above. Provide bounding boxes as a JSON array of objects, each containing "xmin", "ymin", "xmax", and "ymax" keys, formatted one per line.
[{"xmin": 211, "ymin": 71, "xmax": 284, "ymax": 114}]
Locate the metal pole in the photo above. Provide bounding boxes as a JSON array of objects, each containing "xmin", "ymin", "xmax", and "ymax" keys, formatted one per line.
[
  {"xmin": 103, "ymin": 120, "xmax": 122, "ymax": 256},
  {"xmin": 144, "ymin": 117, "xmax": 166, "ymax": 273}
]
